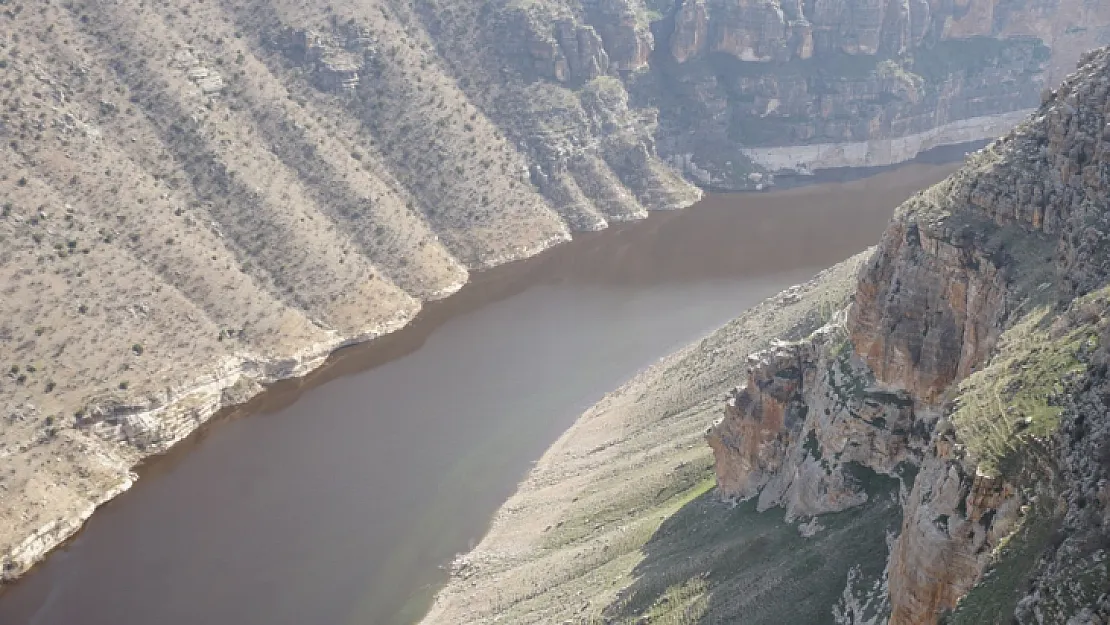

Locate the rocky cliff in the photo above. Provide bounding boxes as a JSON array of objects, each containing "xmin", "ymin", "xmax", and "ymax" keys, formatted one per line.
[
  {"xmin": 647, "ymin": 0, "xmax": 1110, "ymax": 182},
  {"xmin": 1, "ymin": 0, "xmax": 1109, "ymax": 594},
  {"xmin": 481, "ymin": 0, "xmax": 1110, "ymax": 187},
  {"xmin": 709, "ymin": 48, "xmax": 1110, "ymax": 623}
]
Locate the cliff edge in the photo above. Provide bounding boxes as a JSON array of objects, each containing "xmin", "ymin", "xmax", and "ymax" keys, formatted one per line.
[
  {"xmin": 3, "ymin": 0, "xmax": 1110, "ymax": 598},
  {"xmin": 709, "ymin": 47, "xmax": 1110, "ymax": 623}
]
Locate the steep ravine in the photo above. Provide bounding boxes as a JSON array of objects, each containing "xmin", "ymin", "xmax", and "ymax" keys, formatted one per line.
[{"xmin": 709, "ymin": 48, "xmax": 1110, "ymax": 623}]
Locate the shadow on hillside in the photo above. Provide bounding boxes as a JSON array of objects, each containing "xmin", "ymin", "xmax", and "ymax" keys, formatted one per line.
[{"xmin": 601, "ymin": 482, "xmax": 902, "ymax": 624}]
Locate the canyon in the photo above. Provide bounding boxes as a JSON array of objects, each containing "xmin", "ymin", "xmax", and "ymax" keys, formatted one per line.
[
  {"xmin": 0, "ymin": 165, "xmax": 952, "ymax": 624},
  {"xmin": 2, "ymin": 0, "xmax": 1110, "ymax": 622},
  {"xmin": 424, "ymin": 49, "xmax": 1110, "ymax": 624},
  {"xmin": 707, "ymin": 48, "xmax": 1110, "ymax": 623}
]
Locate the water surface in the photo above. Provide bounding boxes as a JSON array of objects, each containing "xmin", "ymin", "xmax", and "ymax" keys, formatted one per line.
[{"xmin": 0, "ymin": 163, "xmax": 955, "ymax": 625}]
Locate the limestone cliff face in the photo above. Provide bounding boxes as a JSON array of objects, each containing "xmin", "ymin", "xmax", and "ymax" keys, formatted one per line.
[
  {"xmin": 646, "ymin": 0, "xmax": 1110, "ymax": 183},
  {"xmin": 481, "ymin": 0, "xmax": 1110, "ymax": 188},
  {"xmin": 708, "ymin": 324, "xmax": 917, "ymax": 520},
  {"xmin": 667, "ymin": 0, "xmax": 1057, "ymax": 62},
  {"xmin": 709, "ymin": 48, "xmax": 1110, "ymax": 624}
]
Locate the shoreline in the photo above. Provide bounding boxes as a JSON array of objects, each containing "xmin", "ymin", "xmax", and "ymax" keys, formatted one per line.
[
  {"xmin": 418, "ymin": 255, "xmax": 871, "ymax": 623},
  {"xmin": 739, "ymin": 109, "xmax": 1032, "ymax": 173},
  {"xmin": 0, "ymin": 129, "xmax": 998, "ymax": 592}
]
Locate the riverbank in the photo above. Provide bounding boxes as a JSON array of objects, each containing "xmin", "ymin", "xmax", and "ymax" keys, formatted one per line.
[
  {"xmin": 0, "ymin": 151, "xmax": 967, "ymax": 595},
  {"xmin": 740, "ymin": 110, "xmax": 1032, "ymax": 174},
  {"xmin": 420, "ymin": 253, "xmax": 880, "ymax": 624},
  {"xmin": 0, "ymin": 163, "xmax": 958, "ymax": 624}
]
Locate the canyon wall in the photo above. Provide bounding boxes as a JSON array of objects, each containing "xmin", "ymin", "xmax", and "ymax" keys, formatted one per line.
[
  {"xmin": 490, "ymin": 0, "xmax": 1110, "ymax": 185},
  {"xmin": 709, "ymin": 48, "xmax": 1110, "ymax": 623},
  {"xmin": 645, "ymin": 0, "xmax": 1110, "ymax": 184},
  {"xmin": 2, "ymin": 0, "xmax": 1110, "ymax": 593}
]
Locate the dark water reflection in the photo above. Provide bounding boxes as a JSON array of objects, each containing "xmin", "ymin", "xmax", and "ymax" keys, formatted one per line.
[{"xmin": 0, "ymin": 163, "xmax": 955, "ymax": 625}]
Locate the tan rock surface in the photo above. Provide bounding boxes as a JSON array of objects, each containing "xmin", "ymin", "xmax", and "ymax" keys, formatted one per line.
[
  {"xmin": 707, "ymin": 48, "xmax": 1110, "ymax": 624},
  {"xmin": 0, "ymin": 0, "xmax": 701, "ymax": 584}
]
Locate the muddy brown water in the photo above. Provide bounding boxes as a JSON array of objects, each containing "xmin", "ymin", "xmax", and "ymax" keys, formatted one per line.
[{"xmin": 0, "ymin": 164, "xmax": 955, "ymax": 625}]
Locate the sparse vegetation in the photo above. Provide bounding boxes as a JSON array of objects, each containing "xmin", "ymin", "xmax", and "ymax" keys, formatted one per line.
[
  {"xmin": 424, "ymin": 256, "xmax": 870, "ymax": 623},
  {"xmin": 944, "ymin": 491, "xmax": 1063, "ymax": 625},
  {"xmin": 950, "ymin": 305, "xmax": 1098, "ymax": 478}
]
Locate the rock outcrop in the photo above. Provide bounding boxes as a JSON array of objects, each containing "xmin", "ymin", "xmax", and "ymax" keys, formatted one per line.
[
  {"xmin": 707, "ymin": 323, "xmax": 917, "ymax": 519},
  {"xmin": 3, "ymin": 0, "xmax": 1110, "ymax": 599},
  {"xmin": 647, "ymin": 0, "xmax": 1110, "ymax": 184},
  {"xmin": 483, "ymin": 0, "xmax": 1110, "ymax": 188},
  {"xmin": 709, "ymin": 48, "xmax": 1110, "ymax": 624}
]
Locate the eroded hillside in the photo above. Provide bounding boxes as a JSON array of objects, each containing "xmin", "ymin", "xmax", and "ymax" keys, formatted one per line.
[
  {"xmin": 424, "ymin": 46, "xmax": 1110, "ymax": 625},
  {"xmin": 1, "ymin": 0, "xmax": 1109, "ymax": 595},
  {"xmin": 0, "ymin": 0, "xmax": 704, "ymax": 583}
]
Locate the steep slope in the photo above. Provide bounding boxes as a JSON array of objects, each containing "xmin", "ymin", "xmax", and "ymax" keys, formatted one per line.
[
  {"xmin": 420, "ymin": 255, "xmax": 871, "ymax": 624},
  {"xmin": 647, "ymin": 0, "xmax": 1110, "ymax": 180},
  {"xmin": 0, "ymin": 0, "xmax": 699, "ymax": 584},
  {"xmin": 2, "ymin": 0, "xmax": 1109, "ymax": 594},
  {"xmin": 709, "ymin": 47, "xmax": 1110, "ymax": 623}
]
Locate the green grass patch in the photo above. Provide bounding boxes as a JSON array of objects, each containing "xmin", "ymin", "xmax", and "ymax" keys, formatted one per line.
[
  {"xmin": 541, "ymin": 457, "xmax": 715, "ymax": 550},
  {"xmin": 602, "ymin": 480, "xmax": 901, "ymax": 624},
  {"xmin": 639, "ymin": 578, "xmax": 710, "ymax": 625},
  {"xmin": 949, "ymin": 307, "xmax": 1095, "ymax": 478}
]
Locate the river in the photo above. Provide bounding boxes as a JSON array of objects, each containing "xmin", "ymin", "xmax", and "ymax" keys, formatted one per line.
[{"xmin": 0, "ymin": 163, "xmax": 956, "ymax": 625}]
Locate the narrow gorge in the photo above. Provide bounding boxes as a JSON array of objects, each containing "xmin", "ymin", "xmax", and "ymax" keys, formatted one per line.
[
  {"xmin": 2, "ymin": 0, "xmax": 1110, "ymax": 622},
  {"xmin": 708, "ymin": 47, "xmax": 1110, "ymax": 624},
  {"xmin": 423, "ymin": 49, "xmax": 1110, "ymax": 624}
]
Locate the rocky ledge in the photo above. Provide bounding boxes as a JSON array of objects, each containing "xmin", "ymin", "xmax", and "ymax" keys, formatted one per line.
[
  {"xmin": 644, "ymin": 0, "xmax": 1110, "ymax": 185},
  {"xmin": 495, "ymin": 0, "xmax": 1110, "ymax": 188},
  {"xmin": 709, "ymin": 47, "xmax": 1110, "ymax": 624}
]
